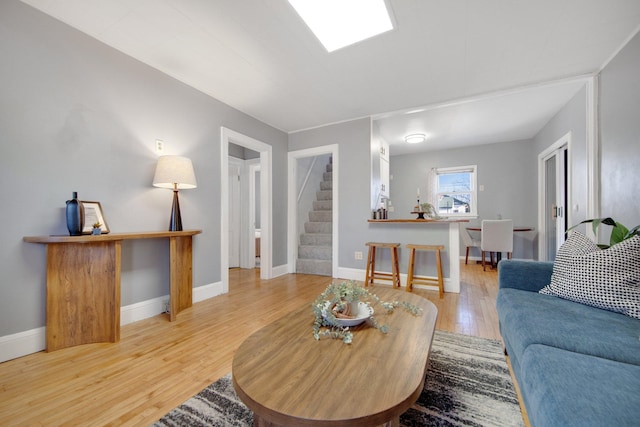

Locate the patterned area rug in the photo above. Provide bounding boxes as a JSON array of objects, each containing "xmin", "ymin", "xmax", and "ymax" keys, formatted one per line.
[{"xmin": 152, "ymin": 331, "xmax": 523, "ymax": 427}]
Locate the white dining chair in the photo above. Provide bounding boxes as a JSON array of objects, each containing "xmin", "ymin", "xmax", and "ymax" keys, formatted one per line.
[
  {"xmin": 481, "ymin": 220, "xmax": 513, "ymax": 271},
  {"xmin": 461, "ymin": 227, "xmax": 481, "ymax": 264}
]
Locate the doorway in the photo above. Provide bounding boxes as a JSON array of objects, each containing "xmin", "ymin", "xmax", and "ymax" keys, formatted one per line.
[
  {"xmin": 538, "ymin": 132, "xmax": 570, "ymax": 261},
  {"xmin": 221, "ymin": 127, "xmax": 272, "ymax": 294},
  {"xmin": 228, "ymin": 152, "xmax": 261, "ymax": 269},
  {"xmin": 287, "ymin": 144, "xmax": 339, "ymax": 276}
]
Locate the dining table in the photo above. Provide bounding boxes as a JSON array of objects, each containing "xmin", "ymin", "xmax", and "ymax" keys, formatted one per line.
[
  {"xmin": 465, "ymin": 226, "xmax": 533, "ymax": 232},
  {"xmin": 465, "ymin": 226, "xmax": 534, "ymax": 268}
]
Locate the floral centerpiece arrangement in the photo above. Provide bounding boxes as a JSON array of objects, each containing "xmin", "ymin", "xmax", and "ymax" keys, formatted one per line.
[{"xmin": 312, "ymin": 280, "xmax": 423, "ymax": 344}]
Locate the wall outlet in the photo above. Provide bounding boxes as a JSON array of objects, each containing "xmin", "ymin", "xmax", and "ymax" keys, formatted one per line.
[
  {"xmin": 355, "ymin": 251, "xmax": 363, "ymax": 260},
  {"xmin": 155, "ymin": 139, "xmax": 164, "ymax": 153}
]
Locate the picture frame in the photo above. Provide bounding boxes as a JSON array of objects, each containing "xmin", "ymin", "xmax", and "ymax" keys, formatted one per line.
[{"xmin": 81, "ymin": 201, "xmax": 110, "ymax": 234}]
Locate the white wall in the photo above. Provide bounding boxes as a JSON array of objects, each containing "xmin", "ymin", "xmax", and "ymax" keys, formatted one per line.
[{"xmin": 599, "ymin": 31, "xmax": 640, "ymax": 229}]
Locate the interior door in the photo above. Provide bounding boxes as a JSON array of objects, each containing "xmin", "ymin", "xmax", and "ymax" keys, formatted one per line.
[
  {"xmin": 229, "ymin": 158, "xmax": 241, "ymax": 268},
  {"xmin": 541, "ymin": 146, "xmax": 568, "ymax": 261}
]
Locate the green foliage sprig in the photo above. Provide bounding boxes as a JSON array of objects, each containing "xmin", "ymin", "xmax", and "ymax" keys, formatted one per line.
[
  {"xmin": 312, "ymin": 280, "xmax": 423, "ymax": 344},
  {"xmin": 419, "ymin": 202, "xmax": 442, "ymax": 219},
  {"xmin": 569, "ymin": 217, "xmax": 639, "ymax": 249}
]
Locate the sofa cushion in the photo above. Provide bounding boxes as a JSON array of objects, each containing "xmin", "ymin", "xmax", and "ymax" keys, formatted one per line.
[
  {"xmin": 520, "ymin": 344, "xmax": 640, "ymax": 427},
  {"xmin": 498, "ymin": 259, "xmax": 554, "ymax": 292},
  {"xmin": 497, "ymin": 287, "xmax": 640, "ymax": 366},
  {"xmin": 540, "ymin": 232, "xmax": 640, "ymax": 319}
]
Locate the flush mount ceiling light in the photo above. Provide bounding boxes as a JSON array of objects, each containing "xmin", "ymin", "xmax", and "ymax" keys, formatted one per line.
[
  {"xmin": 405, "ymin": 134, "xmax": 426, "ymax": 144},
  {"xmin": 288, "ymin": 0, "xmax": 394, "ymax": 52}
]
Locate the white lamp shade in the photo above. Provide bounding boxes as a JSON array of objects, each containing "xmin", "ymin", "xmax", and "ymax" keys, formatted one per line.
[{"xmin": 153, "ymin": 155, "xmax": 197, "ymax": 189}]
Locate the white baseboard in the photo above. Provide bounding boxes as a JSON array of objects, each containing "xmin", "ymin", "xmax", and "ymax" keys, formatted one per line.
[
  {"xmin": 120, "ymin": 295, "xmax": 168, "ymax": 325},
  {"xmin": 271, "ymin": 264, "xmax": 289, "ymax": 278},
  {"xmin": 193, "ymin": 281, "xmax": 224, "ymax": 303},
  {"xmin": 0, "ymin": 281, "xmax": 225, "ymax": 363},
  {"xmin": 0, "ymin": 327, "xmax": 46, "ymax": 363},
  {"xmin": 336, "ymin": 267, "xmax": 365, "ymax": 281}
]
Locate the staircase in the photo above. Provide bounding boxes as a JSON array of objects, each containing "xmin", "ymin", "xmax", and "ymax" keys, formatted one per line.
[{"xmin": 296, "ymin": 158, "xmax": 333, "ymax": 276}]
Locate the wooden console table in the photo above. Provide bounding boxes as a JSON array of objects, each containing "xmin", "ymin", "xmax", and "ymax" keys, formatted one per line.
[{"xmin": 24, "ymin": 230, "xmax": 201, "ymax": 352}]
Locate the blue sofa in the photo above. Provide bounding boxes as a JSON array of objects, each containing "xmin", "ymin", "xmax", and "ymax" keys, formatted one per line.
[{"xmin": 496, "ymin": 260, "xmax": 640, "ymax": 427}]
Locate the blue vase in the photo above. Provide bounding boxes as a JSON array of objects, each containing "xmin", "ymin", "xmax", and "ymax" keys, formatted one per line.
[{"xmin": 66, "ymin": 192, "xmax": 84, "ymax": 236}]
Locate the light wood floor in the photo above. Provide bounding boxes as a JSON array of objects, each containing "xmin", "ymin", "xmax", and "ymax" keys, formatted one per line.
[{"xmin": 0, "ymin": 262, "xmax": 501, "ymax": 426}]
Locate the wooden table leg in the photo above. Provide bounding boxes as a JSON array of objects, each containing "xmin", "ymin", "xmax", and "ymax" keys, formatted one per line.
[
  {"xmin": 45, "ymin": 241, "xmax": 121, "ymax": 351},
  {"xmin": 169, "ymin": 235, "xmax": 193, "ymax": 321}
]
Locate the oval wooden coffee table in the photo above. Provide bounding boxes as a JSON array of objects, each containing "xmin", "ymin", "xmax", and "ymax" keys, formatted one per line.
[{"xmin": 232, "ymin": 287, "xmax": 437, "ymax": 427}]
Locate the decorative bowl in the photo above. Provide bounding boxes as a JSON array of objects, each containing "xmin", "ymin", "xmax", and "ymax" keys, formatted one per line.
[{"xmin": 323, "ymin": 301, "xmax": 373, "ymax": 327}]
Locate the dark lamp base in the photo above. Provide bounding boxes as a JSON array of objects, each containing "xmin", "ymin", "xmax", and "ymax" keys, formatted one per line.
[{"xmin": 169, "ymin": 190, "xmax": 183, "ymax": 231}]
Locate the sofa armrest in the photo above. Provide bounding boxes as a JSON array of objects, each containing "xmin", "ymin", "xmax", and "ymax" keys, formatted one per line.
[{"xmin": 498, "ymin": 259, "xmax": 553, "ymax": 292}]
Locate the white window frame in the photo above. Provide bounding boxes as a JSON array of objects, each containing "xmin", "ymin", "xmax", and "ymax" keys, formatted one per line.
[{"xmin": 434, "ymin": 165, "xmax": 477, "ymax": 218}]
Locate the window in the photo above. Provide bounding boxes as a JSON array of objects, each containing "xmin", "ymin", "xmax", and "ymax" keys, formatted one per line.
[{"xmin": 434, "ymin": 165, "xmax": 477, "ymax": 217}]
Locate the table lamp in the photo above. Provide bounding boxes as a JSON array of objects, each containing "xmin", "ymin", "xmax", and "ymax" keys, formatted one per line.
[{"xmin": 153, "ymin": 155, "xmax": 197, "ymax": 231}]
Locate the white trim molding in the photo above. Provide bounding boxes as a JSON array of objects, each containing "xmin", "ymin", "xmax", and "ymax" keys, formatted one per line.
[{"xmin": 0, "ymin": 327, "xmax": 45, "ymax": 363}]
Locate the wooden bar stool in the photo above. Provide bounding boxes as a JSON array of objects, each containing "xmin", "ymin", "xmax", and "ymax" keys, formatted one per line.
[
  {"xmin": 364, "ymin": 242, "xmax": 401, "ymax": 288},
  {"xmin": 405, "ymin": 244, "xmax": 445, "ymax": 298}
]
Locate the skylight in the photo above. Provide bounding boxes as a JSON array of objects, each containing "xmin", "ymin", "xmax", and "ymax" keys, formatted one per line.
[{"xmin": 288, "ymin": 0, "xmax": 394, "ymax": 52}]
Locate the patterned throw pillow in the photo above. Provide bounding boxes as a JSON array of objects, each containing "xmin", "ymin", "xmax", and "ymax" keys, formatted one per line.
[{"xmin": 540, "ymin": 232, "xmax": 640, "ymax": 319}]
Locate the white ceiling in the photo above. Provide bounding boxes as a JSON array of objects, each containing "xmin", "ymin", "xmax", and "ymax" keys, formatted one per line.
[
  {"xmin": 21, "ymin": 0, "xmax": 640, "ymax": 155},
  {"xmin": 376, "ymin": 78, "xmax": 587, "ymax": 155}
]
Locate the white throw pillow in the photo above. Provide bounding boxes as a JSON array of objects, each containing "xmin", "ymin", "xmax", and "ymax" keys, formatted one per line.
[{"xmin": 540, "ymin": 232, "xmax": 640, "ymax": 319}]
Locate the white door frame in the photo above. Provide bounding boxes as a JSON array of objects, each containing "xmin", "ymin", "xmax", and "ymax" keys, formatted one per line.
[
  {"xmin": 228, "ymin": 156, "xmax": 242, "ymax": 268},
  {"xmin": 538, "ymin": 131, "xmax": 571, "ymax": 261},
  {"xmin": 287, "ymin": 144, "xmax": 339, "ymax": 277},
  {"xmin": 221, "ymin": 127, "xmax": 272, "ymax": 292},
  {"xmin": 247, "ymin": 159, "xmax": 260, "ymax": 266}
]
